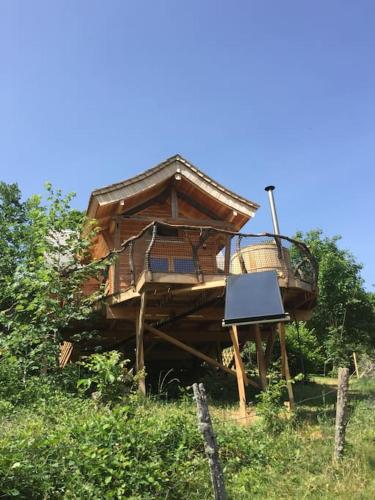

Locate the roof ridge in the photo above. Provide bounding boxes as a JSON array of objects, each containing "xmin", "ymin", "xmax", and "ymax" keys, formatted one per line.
[
  {"xmin": 90, "ymin": 154, "xmax": 259, "ymax": 210},
  {"xmin": 91, "ymin": 154, "xmax": 180, "ymax": 196}
]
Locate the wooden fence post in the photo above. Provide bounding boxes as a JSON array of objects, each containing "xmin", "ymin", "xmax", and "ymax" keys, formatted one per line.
[
  {"xmin": 334, "ymin": 367, "xmax": 350, "ymax": 461},
  {"xmin": 193, "ymin": 383, "xmax": 227, "ymax": 500},
  {"xmin": 352, "ymin": 352, "xmax": 360, "ymax": 379}
]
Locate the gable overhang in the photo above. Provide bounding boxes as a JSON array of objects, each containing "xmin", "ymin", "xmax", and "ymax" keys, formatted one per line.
[{"xmin": 87, "ymin": 155, "xmax": 259, "ymax": 229}]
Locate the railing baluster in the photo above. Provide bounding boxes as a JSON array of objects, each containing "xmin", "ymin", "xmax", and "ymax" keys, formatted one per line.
[{"xmin": 144, "ymin": 223, "xmax": 157, "ymax": 275}]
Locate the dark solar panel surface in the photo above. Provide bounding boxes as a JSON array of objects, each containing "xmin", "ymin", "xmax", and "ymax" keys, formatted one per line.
[{"xmin": 223, "ymin": 270, "xmax": 288, "ymax": 326}]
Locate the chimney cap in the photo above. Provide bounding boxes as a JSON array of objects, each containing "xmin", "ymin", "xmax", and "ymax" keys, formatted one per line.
[{"xmin": 265, "ymin": 185, "xmax": 275, "ymax": 192}]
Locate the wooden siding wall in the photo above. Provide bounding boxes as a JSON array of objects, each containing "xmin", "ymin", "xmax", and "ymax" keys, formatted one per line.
[
  {"xmin": 92, "ymin": 233, "xmax": 110, "ymax": 259},
  {"xmin": 90, "ymin": 196, "xmax": 229, "ymax": 294},
  {"xmin": 114, "ymin": 199, "xmax": 223, "ymax": 290}
]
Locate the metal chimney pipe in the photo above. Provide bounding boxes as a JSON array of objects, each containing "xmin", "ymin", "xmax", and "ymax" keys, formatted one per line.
[{"xmin": 264, "ymin": 185, "xmax": 280, "ymax": 235}]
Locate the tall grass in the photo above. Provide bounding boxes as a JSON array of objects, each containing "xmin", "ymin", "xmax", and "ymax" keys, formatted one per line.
[{"xmin": 0, "ymin": 377, "xmax": 374, "ymax": 498}]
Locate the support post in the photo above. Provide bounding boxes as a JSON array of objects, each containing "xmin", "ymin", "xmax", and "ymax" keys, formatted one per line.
[
  {"xmin": 334, "ymin": 367, "xmax": 350, "ymax": 461},
  {"xmin": 254, "ymin": 325, "xmax": 267, "ymax": 390},
  {"xmin": 229, "ymin": 325, "xmax": 247, "ymax": 416},
  {"xmin": 224, "ymin": 236, "xmax": 231, "ymax": 274},
  {"xmin": 278, "ymin": 322, "xmax": 295, "ymax": 409},
  {"xmin": 193, "ymin": 383, "xmax": 227, "ymax": 500},
  {"xmin": 216, "ymin": 342, "xmax": 223, "ymax": 365},
  {"xmin": 264, "ymin": 327, "xmax": 276, "ymax": 369},
  {"xmin": 136, "ymin": 292, "xmax": 147, "ymax": 395}
]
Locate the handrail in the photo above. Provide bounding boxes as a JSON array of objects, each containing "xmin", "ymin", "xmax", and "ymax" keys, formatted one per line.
[{"xmin": 98, "ymin": 220, "xmax": 318, "ymax": 292}]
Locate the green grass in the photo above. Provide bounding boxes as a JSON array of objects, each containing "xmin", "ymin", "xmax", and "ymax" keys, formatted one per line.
[{"xmin": 0, "ymin": 377, "xmax": 374, "ymax": 499}]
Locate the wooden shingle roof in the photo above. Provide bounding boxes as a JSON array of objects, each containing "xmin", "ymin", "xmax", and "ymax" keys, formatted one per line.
[{"xmin": 87, "ymin": 154, "xmax": 259, "ymax": 223}]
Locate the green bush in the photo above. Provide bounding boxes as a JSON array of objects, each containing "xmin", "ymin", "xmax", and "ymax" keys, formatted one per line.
[
  {"xmin": 286, "ymin": 322, "xmax": 325, "ymax": 374},
  {"xmin": 77, "ymin": 351, "xmax": 138, "ymax": 404},
  {"xmin": 1, "ymin": 375, "xmax": 375, "ymax": 499}
]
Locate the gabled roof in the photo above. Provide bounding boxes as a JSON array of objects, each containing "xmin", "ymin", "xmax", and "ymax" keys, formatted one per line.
[{"xmin": 87, "ymin": 154, "xmax": 259, "ymax": 223}]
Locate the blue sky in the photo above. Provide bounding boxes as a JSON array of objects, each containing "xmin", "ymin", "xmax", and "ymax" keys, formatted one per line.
[{"xmin": 1, "ymin": 1, "xmax": 374, "ymax": 288}]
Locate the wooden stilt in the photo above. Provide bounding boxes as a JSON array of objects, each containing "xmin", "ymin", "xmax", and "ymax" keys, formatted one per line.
[
  {"xmin": 229, "ymin": 325, "xmax": 247, "ymax": 416},
  {"xmin": 136, "ymin": 292, "xmax": 147, "ymax": 395},
  {"xmin": 278, "ymin": 322, "xmax": 295, "ymax": 409},
  {"xmin": 264, "ymin": 327, "xmax": 276, "ymax": 369},
  {"xmin": 254, "ymin": 325, "xmax": 267, "ymax": 390},
  {"xmin": 216, "ymin": 342, "xmax": 223, "ymax": 364}
]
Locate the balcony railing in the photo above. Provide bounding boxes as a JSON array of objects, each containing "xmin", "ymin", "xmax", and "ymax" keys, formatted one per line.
[{"xmin": 109, "ymin": 221, "xmax": 318, "ymax": 294}]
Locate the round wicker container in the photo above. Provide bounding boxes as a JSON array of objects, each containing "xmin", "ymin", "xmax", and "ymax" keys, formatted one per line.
[{"xmin": 231, "ymin": 242, "xmax": 293, "ymax": 280}]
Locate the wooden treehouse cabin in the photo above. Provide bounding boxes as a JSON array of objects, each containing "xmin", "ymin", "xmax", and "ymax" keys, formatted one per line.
[{"xmin": 64, "ymin": 155, "xmax": 318, "ymax": 411}]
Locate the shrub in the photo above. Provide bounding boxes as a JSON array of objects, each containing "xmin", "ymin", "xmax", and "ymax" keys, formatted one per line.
[{"xmin": 77, "ymin": 351, "xmax": 138, "ymax": 404}]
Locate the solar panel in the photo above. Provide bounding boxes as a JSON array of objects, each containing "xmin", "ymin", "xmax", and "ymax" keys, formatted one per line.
[{"xmin": 223, "ymin": 270, "xmax": 289, "ymax": 326}]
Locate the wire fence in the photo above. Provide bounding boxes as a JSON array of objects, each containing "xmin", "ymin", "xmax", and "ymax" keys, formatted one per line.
[{"xmin": 217, "ymin": 370, "xmax": 359, "ymax": 423}]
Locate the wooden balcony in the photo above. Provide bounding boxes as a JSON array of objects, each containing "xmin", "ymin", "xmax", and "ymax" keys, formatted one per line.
[{"xmin": 101, "ymin": 222, "xmax": 317, "ymax": 317}]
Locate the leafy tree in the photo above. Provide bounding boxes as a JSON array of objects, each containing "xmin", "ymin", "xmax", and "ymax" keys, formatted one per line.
[
  {"xmin": 0, "ymin": 183, "xmax": 110, "ymax": 383},
  {"xmin": 294, "ymin": 229, "xmax": 375, "ymax": 368},
  {"xmin": 0, "ymin": 182, "xmax": 28, "ymax": 312},
  {"xmin": 286, "ymin": 321, "xmax": 325, "ymax": 374}
]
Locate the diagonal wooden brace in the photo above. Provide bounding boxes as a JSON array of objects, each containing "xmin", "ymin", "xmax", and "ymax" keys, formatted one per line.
[{"xmin": 144, "ymin": 323, "xmax": 260, "ymax": 389}]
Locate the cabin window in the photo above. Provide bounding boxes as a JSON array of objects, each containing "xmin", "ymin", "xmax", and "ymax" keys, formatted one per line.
[
  {"xmin": 150, "ymin": 257, "xmax": 169, "ymax": 272},
  {"xmin": 174, "ymin": 258, "xmax": 196, "ymax": 273},
  {"xmin": 156, "ymin": 226, "xmax": 179, "ymax": 238}
]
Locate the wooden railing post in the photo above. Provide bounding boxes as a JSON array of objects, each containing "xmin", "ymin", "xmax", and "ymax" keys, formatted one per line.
[
  {"xmin": 113, "ymin": 219, "xmax": 121, "ymax": 293},
  {"xmin": 129, "ymin": 241, "xmax": 135, "ymax": 287},
  {"xmin": 144, "ymin": 223, "xmax": 157, "ymax": 275}
]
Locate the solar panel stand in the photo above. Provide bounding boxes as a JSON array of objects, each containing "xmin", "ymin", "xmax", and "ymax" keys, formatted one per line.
[{"xmin": 229, "ymin": 325, "xmax": 248, "ymax": 419}]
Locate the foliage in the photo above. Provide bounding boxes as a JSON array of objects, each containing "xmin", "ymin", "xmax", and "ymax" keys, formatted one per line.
[
  {"xmin": 255, "ymin": 376, "xmax": 289, "ymax": 433},
  {"xmin": 0, "ymin": 182, "xmax": 110, "ymax": 381},
  {"xmin": 0, "ymin": 377, "xmax": 375, "ymax": 498},
  {"xmin": 1, "ymin": 183, "xmax": 375, "ymax": 498},
  {"xmin": 286, "ymin": 321, "xmax": 325, "ymax": 374},
  {"xmin": 77, "ymin": 351, "xmax": 138, "ymax": 404},
  {"xmin": 0, "ymin": 183, "xmax": 28, "ymax": 312},
  {"xmin": 294, "ymin": 229, "xmax": 375, "ymax": 368}
]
